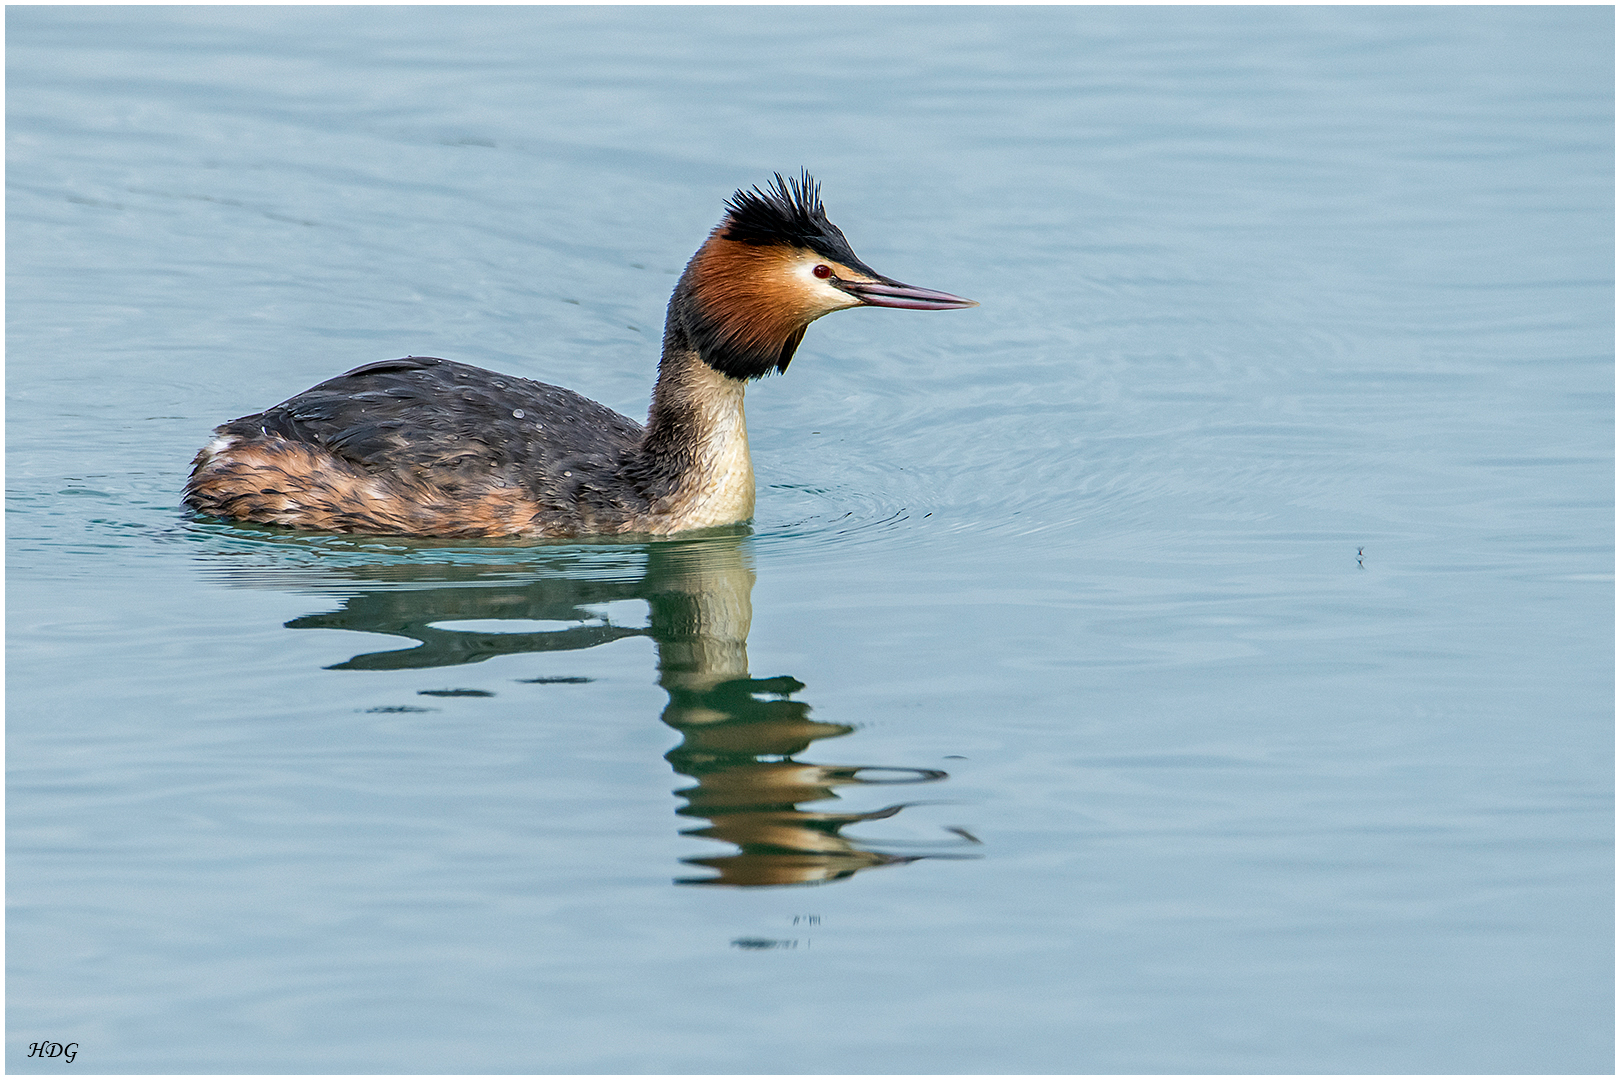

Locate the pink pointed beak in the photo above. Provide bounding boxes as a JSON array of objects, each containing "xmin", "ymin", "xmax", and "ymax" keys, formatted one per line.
[{"xmin": 839, "ymin": 278, "xmax": 978, "ymax": 311}]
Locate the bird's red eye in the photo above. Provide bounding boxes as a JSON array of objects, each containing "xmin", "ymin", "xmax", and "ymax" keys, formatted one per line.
[{"xmin": 812, "ymin": 264, "xmax": 832, "ymax": 279}]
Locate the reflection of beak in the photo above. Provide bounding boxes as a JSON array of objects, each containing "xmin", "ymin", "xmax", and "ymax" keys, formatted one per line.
[
  {"xmin": 839, "ymin": 277, "xmax": 978, "ymax": 310},
  {"xmin": 681, "ymin": 849, "xmax": 918, "ymax": 887}
]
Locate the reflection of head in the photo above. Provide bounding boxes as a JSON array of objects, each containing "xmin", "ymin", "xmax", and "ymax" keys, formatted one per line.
[{"xmin": 669, "ymin": 754, "xmax": 947, "ymax": 887}]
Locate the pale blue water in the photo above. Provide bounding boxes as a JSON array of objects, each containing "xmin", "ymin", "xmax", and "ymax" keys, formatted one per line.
[{"xmin": 7, "ymin": 6, "xmax": 1612, "ymax": 1074}]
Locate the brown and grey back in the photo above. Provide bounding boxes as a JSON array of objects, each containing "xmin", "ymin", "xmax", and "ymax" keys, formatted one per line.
[{"xmin": 186, "ymin": 356, "xmax": 671, "ymax": 537}]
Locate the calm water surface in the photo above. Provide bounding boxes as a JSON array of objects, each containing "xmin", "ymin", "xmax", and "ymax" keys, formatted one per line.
[{"xmin": 7, "ymin": 6, "xmax": 1612, "ymax": 1074}]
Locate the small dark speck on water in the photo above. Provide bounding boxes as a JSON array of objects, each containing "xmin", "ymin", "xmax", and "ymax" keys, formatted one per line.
[
  {"xmin": 518, "ymin": 676, "xmax": 594, "ymax": 684},
  {"xmin": 731, "ymin": 938, "xmax": 797, "ymax": 951},
  {"xmin": 417, "ymin": 689, "xmax": 495, "ymax": 698},
  {"xmin": 364, "ymin": 705, "xmax": 439, "ymax": 713}
]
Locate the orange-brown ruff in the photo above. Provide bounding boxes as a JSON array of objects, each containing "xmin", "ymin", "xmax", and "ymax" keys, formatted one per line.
[{"xmin": 184, "ymin": 172, "xmax": 976, "ymax": 538}]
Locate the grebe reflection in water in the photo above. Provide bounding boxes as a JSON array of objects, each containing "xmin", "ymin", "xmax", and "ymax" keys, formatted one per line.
[{"xmin": 219, "ymin": 533, "xmax": 976, "ymax": 887}]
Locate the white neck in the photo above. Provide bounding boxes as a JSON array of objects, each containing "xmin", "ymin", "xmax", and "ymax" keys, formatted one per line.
[{"xmin": 647, "ymin": 357, "xmax": 756, "ymax": 532}]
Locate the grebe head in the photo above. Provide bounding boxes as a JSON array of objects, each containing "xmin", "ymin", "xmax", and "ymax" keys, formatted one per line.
[{"xmin": 676, "ymin": 171, "xmax": 977, "ymax": 381}]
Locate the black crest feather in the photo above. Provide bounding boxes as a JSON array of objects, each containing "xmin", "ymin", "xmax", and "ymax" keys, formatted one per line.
[{"xmin": 722, "ymin": 170, "xmax": 868, "ymax": 269}]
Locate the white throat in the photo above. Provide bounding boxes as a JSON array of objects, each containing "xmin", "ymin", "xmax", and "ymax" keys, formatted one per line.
[{"xmin": 663, "ymin": 360, "xmax": 756, "ymax": 531}]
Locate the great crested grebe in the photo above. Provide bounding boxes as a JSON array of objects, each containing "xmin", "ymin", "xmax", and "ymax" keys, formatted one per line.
[{"xmin": 184, "ymin": 172, "xmax": 975, "ymax": 538}]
